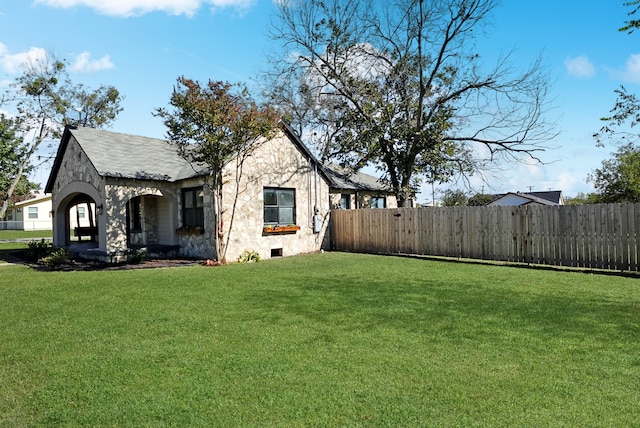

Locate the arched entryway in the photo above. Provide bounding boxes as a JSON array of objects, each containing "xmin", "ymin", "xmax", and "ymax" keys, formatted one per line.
[
  {"xmin": 51, "ymin": 181, "xmax": 104, "ymax": 254},
  {"xmin": 67, "ymin": 194, "xmax": 98, "ymax": 245}
]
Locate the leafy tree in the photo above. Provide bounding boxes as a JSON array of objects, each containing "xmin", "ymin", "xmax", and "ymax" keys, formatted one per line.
[
  {"xmin": 620, "ymin": 0, "xmax": 640, "ymax": 33},
  {"xmin": 588, "ymin": 143, "xmax": 640, "ymax": 203},
  {"xmin": 468, "ymin": 192, "xmax": 494, "ymax": 206},
  {"xmin": 0, "ymin": 53, "xmax": 123, "ymax": 219},
  {"xmin": 595, "ymin": 86, "xmax": 640, "ymax": 147},
  {"xmin": 441, "ymin": 189, "xmax": 469, "ymax": 207},
  {"xmin": 564, "ymin": 192, "xmax": 600, "ymax": 205},
  {"xmin": 0, "ymin": 115, "xmax": 38, "ymax": 211},
  {"xmin": 594, "ymin": 2, "xmax": 640, "ymax": 145},
  {"xmin": 155, "ymin": 77, "xmax": 281, "ymax": 263},
  {"xmin": 267, "ymin": 0, "xmax": 555, "ymax": 206}
]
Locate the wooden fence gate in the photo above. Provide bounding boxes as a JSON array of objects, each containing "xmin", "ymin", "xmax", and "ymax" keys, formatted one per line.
[{"xmin": 331, "ymin": 204, "xmax": 640, "ymax": 271}]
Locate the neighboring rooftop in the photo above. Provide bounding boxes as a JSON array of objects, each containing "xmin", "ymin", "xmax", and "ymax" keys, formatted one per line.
[
  {"xmin": 11, "ymin": 192, "xmax": 51, "ymax": 208},
  {"xmin": 489, "ymin": 190, "xmax": 564, "ymax": 206},
  {"xmin": 323, "ymin": 163, "xmax": 391, "ymax": 193}
]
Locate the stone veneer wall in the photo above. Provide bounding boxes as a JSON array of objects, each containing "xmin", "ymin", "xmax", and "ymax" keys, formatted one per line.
[
  {"xmin": 175, "ymin": 178, "xmax": 216, "ymax": 260},
  {"xmin": 103, "ymin": 177, "xmax": 216, "ymax": 259},
  {"xmin": 220, "ymin": 132, "xmax": 331, "ymax": 262},
  {"xmin": 50, "ymin": 136, "xmax": 105, "ymax": 250},
  {"xmin": 51, "ymin": 137, "xmax": 103, "ymax": 197}
]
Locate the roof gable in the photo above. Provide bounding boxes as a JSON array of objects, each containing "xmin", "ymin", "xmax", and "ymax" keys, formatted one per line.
[{"xmin": 280, "ymin": 122, "xmax": 331, "ymax": 183}]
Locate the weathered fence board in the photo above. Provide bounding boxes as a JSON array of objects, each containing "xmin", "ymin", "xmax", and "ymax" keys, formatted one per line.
[{"xmin": 330, "ymin": 204, "xmax": 640, "ymax": 271}]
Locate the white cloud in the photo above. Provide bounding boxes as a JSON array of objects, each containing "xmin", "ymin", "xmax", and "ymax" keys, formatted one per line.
[
  {"xmin": 0, "ymin": 46, "xmax": 48, "ymax": 74},
  {"xmin": 0, "ymin": 45, "xmax": 113, "ymax": 75},
  {"xmin": 34, "ymin": 0, "xmax": 256, "ymax": 17},
  {"xmin": 554, "ymin": 171, "xmax": 580, "ymax": 192},
  {"xmin": 564, "ymin": 55, "xmax": 596, "ymax": 78},
  {"xmin": 620, "ymin": 53, "xmax": 640, "ymax": 84},
  {"xmin": 71, "ymin": 51, "xmax": 114, "ymax": 73}
]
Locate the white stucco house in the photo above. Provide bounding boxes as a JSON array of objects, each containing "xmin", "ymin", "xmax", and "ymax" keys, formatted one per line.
[
  {"xmin": 2, "ymin": 192, "xmax": 52, "ymax": 231},
  {"xmin": 2, "ymin": 191, "xmax": 94, "ymax": 232},
  {"xmin": 45, "ymin": 123, "xmax": 395, "ymax": 263}
]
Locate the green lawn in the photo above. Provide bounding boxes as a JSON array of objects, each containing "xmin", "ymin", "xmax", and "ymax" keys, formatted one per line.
[
  {"xmin": 0, "ymin": 252, "xmax": 638, "ymax": 426},
  {"xmin": 0, "ymin": 230, "xmax": 52, "ymax": 240}
]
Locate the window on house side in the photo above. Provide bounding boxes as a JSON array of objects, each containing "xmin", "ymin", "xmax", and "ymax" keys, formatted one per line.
[
  {"xmin": 340, "ymin": 194, "xmax": 351, "ymax": 209},
  {"xmin": 370, "ymin": 196, "xmax": 386, "ymax": 209},
  {"xmin": 28, "ymin": 207, "xmax": 38, "ymax": 219},
  {"xmin": 182, "ymin": 187, "xmax": 204, "ymax": 228},
  {"xmin": 77, "ymin": 206, "xmax": 86, "ymax": 219},
  {"xmin": 264, "ymin": 188, "xmax": 295, "ymax": 225}
]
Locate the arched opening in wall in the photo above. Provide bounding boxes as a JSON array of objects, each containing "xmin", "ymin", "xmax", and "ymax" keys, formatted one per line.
[
  {"xmin": 65, "ymin": 194, "xmax": 98, "ymax": 249},
  {"xmin": 126, "ymin": 194, "xmax": 177, "ymax": 256}
]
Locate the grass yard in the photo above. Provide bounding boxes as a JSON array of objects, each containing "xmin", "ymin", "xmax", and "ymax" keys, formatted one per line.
[
  {"xmin": 0, "ymin": 252, "xmax": 638, "ymax": 426},
  {"xmin": 0, "ymin": 230, "xmax": 52, "ymax": 241}
]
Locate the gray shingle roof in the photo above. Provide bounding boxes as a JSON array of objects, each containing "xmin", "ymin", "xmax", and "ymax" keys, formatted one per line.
[
  {"xmin": 69, "ymin": 127, "xmax": 205, "ymax": 182},
  {"xmin": 46, "ymin": 123, "xmax": 332, "ymax": 193},
  {"xmin": 490, "ymin": 191, "xmax": 563, "ymax": 206},
  {"xmin": 323, "ymin": 163, "xmax": 391, "ymax": 192},
  {"xmin": 526, "ymin": 191, "xmax": 563, "ymax": 204}
]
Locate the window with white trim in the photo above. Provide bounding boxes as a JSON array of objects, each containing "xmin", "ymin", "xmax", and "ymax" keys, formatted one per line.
[{"xmin": 370, "ymin": 196, "xmax": 386, "ymax": 209}]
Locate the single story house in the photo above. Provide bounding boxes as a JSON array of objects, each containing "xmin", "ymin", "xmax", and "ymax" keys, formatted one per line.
[
  {"xmin": 45, "ymin": 123, "xmax": 395, "ymax": 263},
  {"xmin": 324, "ymin": 164, "xmax": 398, "ymax": 209},
  {"xmin": 2, "ymin": 192, "xmax": 52, "ymax": 231},
  {"xmin": 2, "ymin": 191, "xmax": 95, "ymax": 232},
  {"xmin": 488, "ymin": 190, "xmax": 564, "ymax": 207}
]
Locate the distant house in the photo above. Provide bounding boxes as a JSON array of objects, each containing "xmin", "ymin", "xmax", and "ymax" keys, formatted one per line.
[
  {"xmin": 323, "ymin": 164, "xmax": 397, "ymax": 210},
  {"xmin": 488, "ymin": 190, "xmax": 564, "ymax": 207},
  {"xmin": 45, "ymin": 124, "xmax": 337, "ymax": 262},
  {"xmin": 2, "ymin": 192, "xmax": 95, "ymax": 232},
  {"xmin": 2, "ymin": 192, "xmax": 52, "ymax": 231}
]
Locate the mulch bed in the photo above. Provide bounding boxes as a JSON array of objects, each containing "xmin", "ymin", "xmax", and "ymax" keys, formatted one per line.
[
  {"xmin": 86, "ymin": 258, "xmax": 202, "ymax": 271},
  {"xmin": 1, "ymin": 249, "xmax": 203, "ymax": 271}
]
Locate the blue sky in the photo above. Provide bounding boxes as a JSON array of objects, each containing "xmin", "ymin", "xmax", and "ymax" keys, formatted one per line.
[{"xmin": 0, "ymin": 0, "xmax": 637, "ymax": 202}]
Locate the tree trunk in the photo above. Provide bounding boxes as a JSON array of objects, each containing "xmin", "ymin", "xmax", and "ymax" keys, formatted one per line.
[
  {"xmin": 0, "ymin": 126, "xmax": 47, "ymax": 220},
  {"xmin": 0, "ymin": 157, "xmax": 29, "ymax": 220}
]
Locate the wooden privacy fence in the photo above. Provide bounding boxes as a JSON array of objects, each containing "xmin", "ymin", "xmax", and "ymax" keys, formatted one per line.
[{"xmin": 331, "ymin": 204, "xmax": 640, "ymax": 271}]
